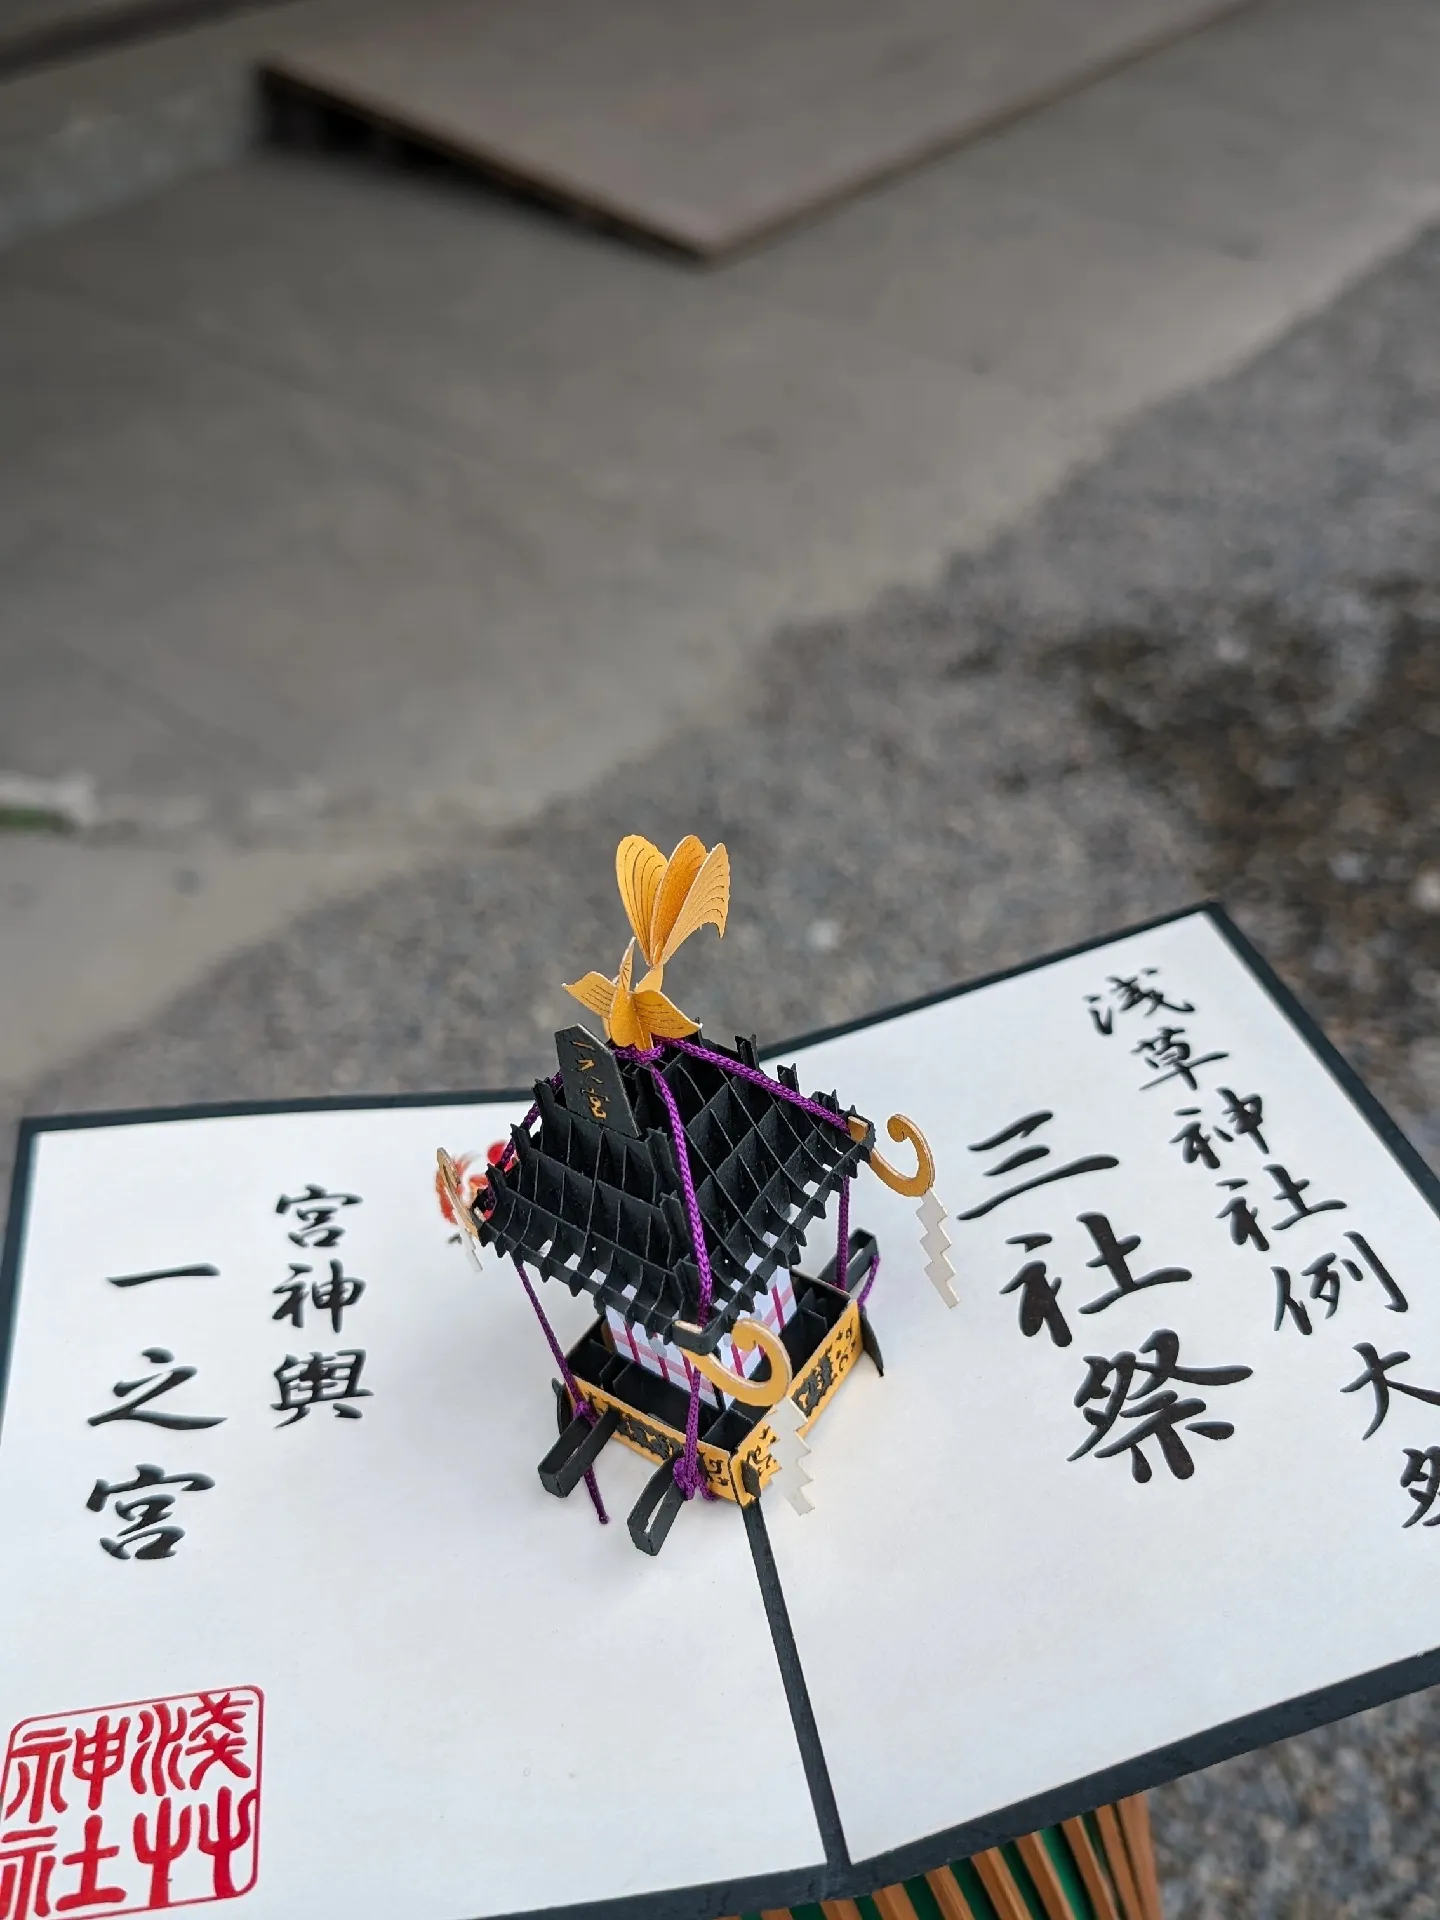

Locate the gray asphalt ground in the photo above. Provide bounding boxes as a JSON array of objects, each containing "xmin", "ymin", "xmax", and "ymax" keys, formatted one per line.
[
  {"xmin": 10, "ymin": 220, "xmax": 1440, "ymax": 1920},
  {"xmin": 10, "ymin": 0, "xmax": 1440, "ymax": 1096}
]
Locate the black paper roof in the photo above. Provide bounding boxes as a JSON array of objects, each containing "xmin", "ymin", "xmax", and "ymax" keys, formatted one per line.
[{"xmin": 476, "ymin": 1034, "xmax": 872, "ymax": 1348}]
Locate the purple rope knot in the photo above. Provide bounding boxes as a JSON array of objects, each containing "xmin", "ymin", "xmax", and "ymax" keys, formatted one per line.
[
  {"xmin": 672, "ymin": 1452, "xmax": 709, "ymax": 1498},
  {"xmin": 670, "ymin": 1357, "xmax": 719, "ymax": 1500}
]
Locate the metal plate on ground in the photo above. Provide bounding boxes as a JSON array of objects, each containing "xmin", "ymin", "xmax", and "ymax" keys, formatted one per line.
[{"xmin": 262, "ymin": 0, "xmax": 1248, "ymax": 257}]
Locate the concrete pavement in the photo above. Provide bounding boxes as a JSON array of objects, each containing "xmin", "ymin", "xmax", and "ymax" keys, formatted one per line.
[{"xmin": 6, "ymin": 0, "xmax": 1440, "ymax": 1095}]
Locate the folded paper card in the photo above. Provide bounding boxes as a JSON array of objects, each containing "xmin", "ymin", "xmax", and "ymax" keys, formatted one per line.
[{"xmin": 3, "ymin": 903, "xmax": 1438, "ymax": 1920}]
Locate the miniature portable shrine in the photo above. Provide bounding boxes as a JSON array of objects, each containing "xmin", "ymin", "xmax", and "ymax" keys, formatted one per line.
[{"xmin": 438, "ymin": 834, "xmax": 954, "ymax": 1553}]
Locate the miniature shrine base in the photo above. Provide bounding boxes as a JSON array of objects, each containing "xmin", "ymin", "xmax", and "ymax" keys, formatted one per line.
[{"xmin": 562, "ymin": 1271, "xmax": 868, "ymax": 1506}]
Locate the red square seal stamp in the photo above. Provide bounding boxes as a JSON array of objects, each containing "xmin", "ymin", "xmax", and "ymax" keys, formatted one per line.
[{"xmin": 2, "ymin": 1688, "xmax": 262, "ymax": 1917}]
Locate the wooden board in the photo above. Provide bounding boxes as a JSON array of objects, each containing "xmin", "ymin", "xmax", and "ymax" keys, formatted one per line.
[
  {"xmin": 263, "ymin": 0, "xmax": 1249, "ymax": 257},
  {"xmin": 0, "ymin": 0, "xmax": 278, "ymax": 80}
]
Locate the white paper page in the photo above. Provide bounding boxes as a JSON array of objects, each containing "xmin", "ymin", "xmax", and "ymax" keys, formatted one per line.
[
  {"xmin": 769, "ymin": 911, "xmax": 1440, "ymax": 1865},
  {"xmin": 0, "ymin": 1101, "xmax": 823, "ymax": 1920}
]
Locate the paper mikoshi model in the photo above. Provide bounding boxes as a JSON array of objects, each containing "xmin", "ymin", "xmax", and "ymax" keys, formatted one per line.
[{"xmin": 437, "ymin": 834, "xmax": 954, "ymax": 1554}]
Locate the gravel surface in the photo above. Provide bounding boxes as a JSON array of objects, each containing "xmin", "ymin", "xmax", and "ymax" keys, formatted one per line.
[{"xmin": 11, "ymin": 223, "xmax": 1440, "ymax": 1919}]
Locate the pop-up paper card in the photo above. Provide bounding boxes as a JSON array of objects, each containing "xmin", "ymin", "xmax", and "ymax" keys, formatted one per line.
[
  {"xmin": 436, "ymin": 835, "xmax": 951, "ymax": 1555},
  {"xmin": 3, "ymin": 855, "xmax": 1439, "ymax": 1920}
]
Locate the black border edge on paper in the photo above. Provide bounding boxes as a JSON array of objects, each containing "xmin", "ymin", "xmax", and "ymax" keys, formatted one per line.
[
  {"xmin": 0, "ymin": 1088, "xmax": 527, "ymax": 1454},
  {"xmin": 4, "ymin": 1082, "xmax": 534, "ymax": 1137},
  {"xmin": 744, "ymin": 1501, "xmax": 850, "ymax": 1870},
  {"xmin": 0, "ymin": 1117, "xmax": 39, "ymax": 1445},
  {"xmin": 763, "ymin": 898, "xmax": 1224, "ymax": 1060},
  {"xmin": 450, "ymin": 1640, "xmax": 1440, "ymax": 1920},
  {"xmin": 842, "ymin": 1639, "xmax": 1440, "ymax": 1898},
  {"xmin": 1203, "ymin": 909, "xmax": 1440, "ymax": 1212},
  {"xmin": 6, "ymin": 900, "xmax": 1440, "ymax": 1920}
]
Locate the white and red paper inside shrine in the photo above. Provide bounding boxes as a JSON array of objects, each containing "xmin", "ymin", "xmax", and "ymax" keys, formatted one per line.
[{"xmin": 3, "ymin": 907, "xmax": 1440, "ymax": 1920}]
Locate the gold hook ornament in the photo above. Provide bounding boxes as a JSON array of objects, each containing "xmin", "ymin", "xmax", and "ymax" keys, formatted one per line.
[
  {"xmin": 671, "ymin": 1316, "xmax": 793, "ymax": 1408},
  {"xmin": 849, "ymin": 1112, "xmax": 935, "ymax": 1198}
]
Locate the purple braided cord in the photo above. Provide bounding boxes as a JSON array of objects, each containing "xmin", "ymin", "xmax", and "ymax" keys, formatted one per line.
[
  {"xmin": 835, "ymin": 1174, "xmax": 851, "ymax": 1292},
  {"xmin": 645, "ymin": 1065, "xmax": 715, "ymax": 1319},
  {"xmin": 501, "ymin": 1067, "xmax": 710, "ymax": 1504},
  {"xmin": 668, "ymin": 1036, "xmax": 855, "ymax": 1135},
  {"xmin": 832, "ymin": 1174, "xmax": 881, "ymax": 1307},
  {"xmin": 512, "ymin": 1255, "xmax": 608, "ymax": 1525},
  {"xmin": 645, "ymin": 1064, "xmax": 717, "ymax": 1499},
  {"xmin": 637, "ymin": 1039, "xmax": 875, "ymax": 1494},
  {"xmin": 670, "ymin": 1040, "xmax": 880, "ymax": 1311},
  {"xmin": 676, "ymin": 1359, "xmax": 710, "ymax": 1499},
  {"xmin": 857, "ymin": 1245, "xmax": 881, "ymax": 1307},
  {"xmin": 672, "ymin": 1044, "xmax": 879, "ymax": 1317}
]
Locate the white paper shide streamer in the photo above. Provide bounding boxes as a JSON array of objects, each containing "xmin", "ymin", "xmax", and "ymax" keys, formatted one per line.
[
  {"xmin": 768, "ymin": 1394, "xmax": 814, "ymax": 1514},
  {"xmin": 918, "ymin": 1188, "xmax": 956, "ymax": 1305}
]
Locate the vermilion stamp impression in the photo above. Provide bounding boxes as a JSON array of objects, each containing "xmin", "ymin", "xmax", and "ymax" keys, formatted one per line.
[{"xmin": 2, "ymin": 1689, "xmax": 262, "ymax": 1918}]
